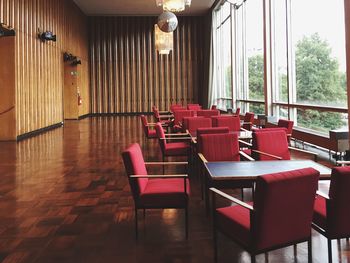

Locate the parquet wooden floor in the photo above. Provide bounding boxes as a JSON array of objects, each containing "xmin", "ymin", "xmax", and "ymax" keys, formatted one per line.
[{"xmin": 0, "ymin": 116, "xmax": 349, "ymax": 263}]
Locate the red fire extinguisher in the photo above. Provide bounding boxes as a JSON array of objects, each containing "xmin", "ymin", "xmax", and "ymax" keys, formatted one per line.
[{"xmin": 78, "ymin": 88, "xmax": 82, "ymax": 106}]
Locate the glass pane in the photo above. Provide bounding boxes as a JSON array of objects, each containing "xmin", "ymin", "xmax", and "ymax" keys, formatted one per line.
[
  {"xmin": 292, "ymin": 0, "xmax": 347, "ymax": 107},
  {"xmin": 278, "ymin": 106, "xmax": 289, "ymax": 119},
  {"xmin": 296, "ymin": 109, "xmax": 348, "ymax": 134},
  {"xmin": 273, "ymin": 0, "xmax": 288, "ymax": 102},
  {"xmin": 248, "ymin": 103, "xmax": 265, "ymax": 114},
  {"xmin": 246, "ymin": 0, "xmax": 264, "ymax": 100}
]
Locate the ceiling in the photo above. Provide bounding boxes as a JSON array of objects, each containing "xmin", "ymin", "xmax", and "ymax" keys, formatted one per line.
[{"xmin": 73, "ymin": 0, "xmax": 216, "ymax": 16}]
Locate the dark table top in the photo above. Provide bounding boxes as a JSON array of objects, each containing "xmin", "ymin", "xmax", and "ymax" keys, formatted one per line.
[
  {"xmin": 205, "ymin": 160, "xmax": 331, "ymax": 181},
  {"xmin": 189, "ymin": 130, "xmax": 252, "ymax": 141}
]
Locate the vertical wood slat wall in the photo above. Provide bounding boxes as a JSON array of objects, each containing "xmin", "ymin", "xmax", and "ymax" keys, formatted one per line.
[
  {"xmin": 89, "ymin": 16, "xmax": 204, "ymax": 113},
  {"xmin": 0, "ymin": 0, "xmax": 89, "ymax": 137}
]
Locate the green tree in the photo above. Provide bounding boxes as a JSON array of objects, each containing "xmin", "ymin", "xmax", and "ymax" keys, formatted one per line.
[
  {"xmin": 248, "ymin": 54, "xmax": 264, "ymax": 100},
  {"xmin": 296, "ymin": 33, "xmax": 346, "ymax": 132}
]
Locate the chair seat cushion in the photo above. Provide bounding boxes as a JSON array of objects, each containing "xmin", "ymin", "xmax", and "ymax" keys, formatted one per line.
[
  {"xmin": 139, "ymin": 178, "xmax": 190, "ymax": 207},
  {"xmin": 165, "ymin": 142, "xmax": 190, "ymax": 156},
  {"xmin": 148, "ymin": 129, "xmax": 157, "ymax": 138},
  {"xmin": 313, "ymin": 195, "xmax": 327, "ymax": 231},
  {"xmin": 216, "ymin": 203, "xmax": 251, "ymax": 247}
]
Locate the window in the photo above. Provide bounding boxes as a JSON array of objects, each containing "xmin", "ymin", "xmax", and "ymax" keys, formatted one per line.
[
  {"xmin": 235, "ymin": 0, "xmax": 265, "ymax": 114},
  {"xmin": 213, "ymin": 2, "xmax": 233, "ymax": 110}
]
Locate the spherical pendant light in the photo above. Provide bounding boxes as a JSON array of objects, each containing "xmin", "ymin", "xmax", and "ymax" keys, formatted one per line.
[{"xmin": 157, "ymin": 11, "xmax": 178, "ymax": 33}]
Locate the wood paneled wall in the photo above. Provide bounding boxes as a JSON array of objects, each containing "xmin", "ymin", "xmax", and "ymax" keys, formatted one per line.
[
  {"xmin": 89, "ymin": 16, "xmax": 205, "ymax": 113},
  {"xmin": 0, "ymin": 0, "xmax": 89, "ymax": 137}
]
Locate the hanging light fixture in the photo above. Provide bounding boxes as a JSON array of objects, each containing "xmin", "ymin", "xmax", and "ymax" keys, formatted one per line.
[
  {"xmin": 157, "ymin": 11, "xmax": 178, "ymax": 32},
  {"xmin": 154, "ymin": 24, "xmax": 173, "ymax": 55},
  {"xmin": 156, "ymin": 0, "xmax": 191, "ymax": 12}
]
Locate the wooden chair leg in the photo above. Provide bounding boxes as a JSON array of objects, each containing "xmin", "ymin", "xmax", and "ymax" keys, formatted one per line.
[
  {"xmin": 241, "ymin": 188, "xmax": 244, "ymax": 201},
  {"xmin": 185, "ymin": 207, "xmax": 189, "ymax": 240},
  {"xmin": 293, "ymin": 244, "xmax": 297, "ymax": 259},
  {"xmin": 251, "ymin": 254, "xmax": 256, "ymax": 263},
  {"xmin": 328, "ymin": 239, "xmax": 332, "ymax": 263},
  {"xmin": 308, "ymin": 239, "xmax": 312, "ymax": 263},
  {"xmin": 135, "ymin": 207, "xmax": 138, "ymax": 239},
  {"xmin": 264, "ymin": 252, "xmax": 268, "ymax": 262}
]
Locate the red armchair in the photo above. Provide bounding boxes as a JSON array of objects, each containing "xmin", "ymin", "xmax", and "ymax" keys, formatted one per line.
[
  {"xmin": 197, "ymin": 109, "xmax": 220, "ymax": 118},
  {"xmin": 235, "ymin": 107, "xmax": 241, "ymax": 115},
  {"xmin": 196, "ymin": 127, "xmax": 230, "ymax": 153},
  {"xmin": 153, "ymin": 108, "xmax": 173, "ymax": 126},
  {"xmin": 172, "ymin": 110, "xmax": 195, "ymax": 132},
  {"xmin": 187, "ymin": 104, "xmax": 202, "ymax": 111},
  {"xmin": 211, "ymin": 167, "xmax": 320, "ymax": 263},
  {"xmin": 170, "ymin": 104, "xmax": 185, "ymax": 112},
  {"xmin": 198, "ymin": 133, "xmax": 254, "ymax": 210},
  {"xmin": 122, "ymin": 143, "xmax": 190, "ymax": 239},
  {"xmin": 242, "ymin": 112, "xmax": 254, "ymax": 131},
  {"xmin": 140, "ymin": 115, "xmax": 157, "ymax": 139},
  {"xmin": 248, "ymin": 129, "xmax": 318, "ymax": 161},
  {"xmin": 155, "ymin": 123, "xmax": 191, "ymax": 162},
  {"xmin": 182, "ymin": 117, "xmax": 212, "ymax": 135},
  {"xmin": 313, "ymin": 166, "xmax": 350, "ymax": 262},
  {"xmin": 211, "ymin": 105, "xmax": 217, "ymax": 110},
  {"xmin": 211, "ymin": 116, "xmax": 241, "ymax": 132}
]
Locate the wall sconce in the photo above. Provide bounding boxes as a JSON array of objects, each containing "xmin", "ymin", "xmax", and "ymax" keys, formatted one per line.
[
  {"xmin": 155, "ymin": 24, "xmax": 173, "ymax": 55},
  {"xmin": 63, "ymin": 52, "xmax": 81, "ymax": 66},
  {"xmin": 0, "ymin": 23, "xmax": 15, "ymax": 37},
  {"xmin": 38, "ymin": 30, "xmax": 56, "ymax": 42}
]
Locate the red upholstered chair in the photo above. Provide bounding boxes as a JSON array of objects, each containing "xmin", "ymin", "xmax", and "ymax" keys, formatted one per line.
[
  {"xmin": 172, "ymin": 110, "xmax": 195, "ymax": 132},
  {"xmin": 250, "ymin": 130, "xmax": 317, "ymax": 161},
  {"xmin": 198, "ymin": 133, "xmax": 254, "ymax": 210},
  {"xmin": 140, "ymin": 115, "xmax": 157, "ymax": 139},
  {"xmin": 235, "ymin": 108, "xmax": 241, "ymax": 115},
  {"xmin": 196, "ymin": 127, "xmax": 230, "ymax": 153},
  {"xmin": 153, "ymin": 108, "xmax": 173, "ymax": 126},
  {"xmin": 242, "ymin": 112, "xmax": 254, "ymax": 130},
  {"xmin": 122, "ymin": 143, "xmax": 190, "ymax": 239},
  {"xmin": 155, "ymin": 123, "xmax": 191, "ymax": 162},
  {"xmin": 197, "ymin": 109, "xmax": 220, "ymax": 118},
  {"xmin": 170, "ymin": 104, "xmax": 185, "ymax": 112},
  {"xmin": 187, "ymin": 104, "xmax": 202, "ymax": 111},
  {"xmin": 278, "ymin": 119, "xmax": 294, "ymax": 143},
  {"xmin": 211, "ymin": 167, "xmax": 320, "ymax": 263},
  {"xmin": 313, "ymin": 166, "xmax": 350, "ymax": 262},
  {"xmin": 211, "ymin": 105, "xmax": 217, "ymax": 110},
  {"xmin": 182, "ymin": 117, "xmax": 212, "ymax": 135},
  {"xmin": 212, "ymin": 116, "xmax": 241, "ymax": 132}
]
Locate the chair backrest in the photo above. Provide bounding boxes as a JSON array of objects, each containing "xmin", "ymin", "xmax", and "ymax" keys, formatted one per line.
[
  {"xmin": 173, "ymin": 110, "xmax": 194, "ymax": 126},
  {"xmin": 252, "ymin": 130, "xmax": 290, "ymax": 160},
  {"xmin": 243, "ymin": 112, "xmax": 254, "ymax": 130},
  {"xmin": 211, "ymin": 105, "xmax": 217, "ymax": 110},
  {"xmin": 183, "ymin": 117, "xmax": 212, "ymax": 134},
  {"xmin": 170, "ymin": 104, "xmax": 184, "ymax": 112},
  {"xmin": 155, "ymin": 122, "xmax": 167, "ymax": 154},
  {"xmin": 253, "ymin": 168, "xmax": 319, "ymax": 251},
  {"xmin": 140, "ymin": 115, "xmax": 150, "ymax": 136},
  {"xmin": 200, "ymin": 133, "xmax": 240, "ymax": 161},
  {"xmin": 196, "ymin": 127, "xmax": 230, "ymax": 152},
  {"xmin": 122, "ymin": 143, "xmax": 149, "ymax": 199},
  {"xmin": 327, "ymin": 166, "xmax": 350, "ymax": 236},
  {"xmin": 278, "ymin": 119, "xmax": 294, "ymax": 135},
  {"xmin": 153, "ymin": 108, "xmax": 160, "ymax": 120},
  {"xmin": 187, "ymin": 104, "xmax": 202, "ymax": 111},
  {"xmin": 235, "ymin": 108, "xmax": 241, "ymax": 115},
  {"xmin": 197, "ymin": 109, "xmax": 220, "ymax": 118},
  {"xmin": 212, "ymin": 116, "xmax": 241, "ymax": 132}
]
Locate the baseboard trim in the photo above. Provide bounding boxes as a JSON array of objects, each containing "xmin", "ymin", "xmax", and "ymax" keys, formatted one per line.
[
  {"xmin": 17, "ymin": 122, "xmax": 63, "ymax": 141},
  {"xmin": 78, "ymin": 113, "xmax": 92, "ymax": 120},
  {"xmin": 90, "ymin": 112, "xmax": 153, "ymax": 117}
]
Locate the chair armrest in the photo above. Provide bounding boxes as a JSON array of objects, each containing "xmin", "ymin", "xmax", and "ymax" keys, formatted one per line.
[
  {"xmin": 240, "ymin": 127, "xmax": 249, "ymax": 132},
  {"xmin": 242, "ymin": 122, "xmax": 252, "ymax": 125},
  {"xmin": 130, "ymin": 174, "xmax": 188, "ymax": 179},
  {"xmin": 198, "ymin": 153, "xmax": 208, "ymax": 163},
  {"xmin": 288, "ymin": 146, "xmax": 318, "ymax": 156},
  {"xmin": 336, "ymin": 160, "xmax": 350, "ymax": 166},
  {"xmin": 210, "ymin": 188, "xmax": 254, "ymax": 211},
  {"xmin": 238, "ymin": 139, "xmax": 252, "ymax": 147},
  {"xmin": 165, "ymin": 133, "xmax": 189, "ymax": 136},
  {"xmin": 160, "ymin": 137, "xmax": 191, "ymax": 140},
  {"xmin": 146, "ymin": 123, "xmax": 157, "ymax": 126},
  {"xmin": 158, "ymin": 111, "xmax": 170, "ymax": 114},
  {"xmin": 144, "ymin": 161, "xmax": 188, "ymax": 165},
  {"xmin": 239, "ymin": 151, "xmax": 255, "ymax": 161},
  {"xmin": 158, "ymin": 115, "xmax": 174, "ymax": 119},
  {"xmin": 251, "ymin": 150, "xmax": 283, "ymax": 160},
  {"xmin": 316, "ymin": 190, "xmax": 330, "ymax": 200}
]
